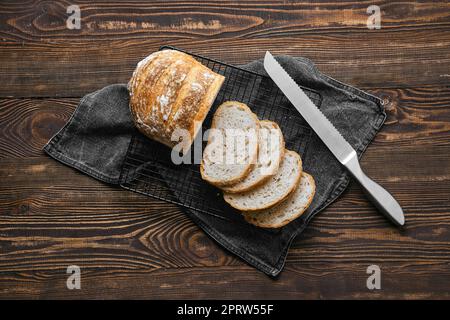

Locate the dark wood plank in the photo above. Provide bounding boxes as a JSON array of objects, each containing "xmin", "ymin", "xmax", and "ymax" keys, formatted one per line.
[
  {"xmin": 0, "ymin": 1, "xmax": 449, "ymax": 97},
  {"xmin": 369, "ymin": 87, "xmax": 450, "ymax": 147},
  {"xmin": 2, "ymin": 1, "xmax": 449, "ymax": 42},
  {"xmin": 1, "ymin": 30, "xmax": 449, "ymax": 97},
  {"xmin": 1, "ymin": 263, "xmax": 449, "ymax": 299},
  {"xmin": 0, "ymin": 98, "xmax": 77, "ymax": 158}
]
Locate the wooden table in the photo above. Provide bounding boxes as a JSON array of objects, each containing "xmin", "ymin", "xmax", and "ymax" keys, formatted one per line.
[{"xmin": 1, "ymin": 1, "xmax": 449, "ymax": 299}]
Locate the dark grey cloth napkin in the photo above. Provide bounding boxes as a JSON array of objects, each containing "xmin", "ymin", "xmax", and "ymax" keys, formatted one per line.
[{"xmin": 44, "ymin": 55, "xmax": 385, "ymax": 276}]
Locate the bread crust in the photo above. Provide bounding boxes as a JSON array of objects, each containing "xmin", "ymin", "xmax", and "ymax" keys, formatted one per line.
[
  {"xmin": 200, "ymin": 101, "xmax": 260, "ymax": 187},
  {"xmin": 223, "ymin": 150, "xmax": 303, "ymax": 211},
  {"xmin": 221, "ymin": 120, "xmax": 285, "ymax": 193},
  {"xmin": 128, "ymin": 50, "xmax": 225, "ymax": 149},
  {"xmin": 242, "ymin": 172, "xmax": 316, "ymax": 228}
]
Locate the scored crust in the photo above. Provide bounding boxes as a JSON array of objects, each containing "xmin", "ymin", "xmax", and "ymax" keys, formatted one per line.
[
  {"xmin": 242, "ymin": 172, "xmax": 316, "ymax": 228},
  {"xmin": 200, "ymin": 101, "xmax": 260, "ymax": 187},
  {"xmin": 189, "ymin": 73, "xmax": 225, "ymax": 147},
  {"xmin": 222, "ymin": 150, "xmax": 303, "ymax": 211},
  {"xmin": 128, "ymin": 49, "xmax": 225, "ymax": 149},
  {"xmin": 221, "ymin": 120, "xmax": 285, "ymax": 193}
]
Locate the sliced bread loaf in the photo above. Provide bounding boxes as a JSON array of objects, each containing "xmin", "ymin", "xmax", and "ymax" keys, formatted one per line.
[
  {"xmin": 242, "ymin": 172, "xmax": 316, "ymax": 228},
  {"xmin": 221, "ymin": 120, "xmax": 285, "ymax": 193},
  {"xmin": 223, "ymin": 150, "xmax": 302, "ymax": 211},
  {"xmin": 200, "ymin": 101, "xmax": 259, "ymax": 186}
]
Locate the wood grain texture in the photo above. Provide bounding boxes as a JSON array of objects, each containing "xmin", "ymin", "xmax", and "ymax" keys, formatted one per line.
[
  {"xmin": 1, "ymin": 263, "xmax": 449, "ymax": 299},
  {"xmin": 0, "ymin": 0, "xmax": 449, "ymax": 299},
  {"xmin": 0, "ymin": 1, "xmax": 449, "ymax": 97},
  {"xmin": 2, "ymin": 1, "xmax": 449, "ymax": 42}
]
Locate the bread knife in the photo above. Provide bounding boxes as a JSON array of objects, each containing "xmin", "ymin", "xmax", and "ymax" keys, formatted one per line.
[{"xmin": 263, "ymin": 51, "xmax": 405, "ymax": 226}]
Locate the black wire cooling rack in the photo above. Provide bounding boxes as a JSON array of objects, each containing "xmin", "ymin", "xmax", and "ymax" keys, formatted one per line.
[{"xmin": 119, "ymin": 46, "xmax": 322, "ymax": 221}]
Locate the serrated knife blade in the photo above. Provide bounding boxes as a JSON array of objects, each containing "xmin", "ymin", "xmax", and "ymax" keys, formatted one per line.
[{"xmin": 264, "ymin": 51, "xmax": 405, "ymax": 226}]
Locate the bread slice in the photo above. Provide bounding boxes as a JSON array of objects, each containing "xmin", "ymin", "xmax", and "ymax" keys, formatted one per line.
[
  {"xmin": 242, "ymin": 172, "xmax": 316, "ymax": 228},
  {"xmin": 200, "ymin": 101, "xmax": 259, "ymax": 187},
  {"xmin": 221, "ymin": 120, "xmax": 285, "ymax": 193},
  {"xmin": 223, "ymin": 150, "xmax": 302, "ymax": 211}
]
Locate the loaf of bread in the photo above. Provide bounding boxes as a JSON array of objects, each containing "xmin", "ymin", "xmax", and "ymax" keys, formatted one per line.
[{"xmin": 128, "ymin": 50, "xmax": 225, "ymax": 148}]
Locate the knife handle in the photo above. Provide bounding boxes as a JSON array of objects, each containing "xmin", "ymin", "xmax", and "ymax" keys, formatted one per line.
[{"xmin": 344, "ymin": 153, "xmax": 405, "ymax": 226}]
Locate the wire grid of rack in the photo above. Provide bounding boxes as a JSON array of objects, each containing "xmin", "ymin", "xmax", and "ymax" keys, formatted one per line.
[{"xmin": 119, "ymin": 46, "xmax": 322, "ymax": 221}]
